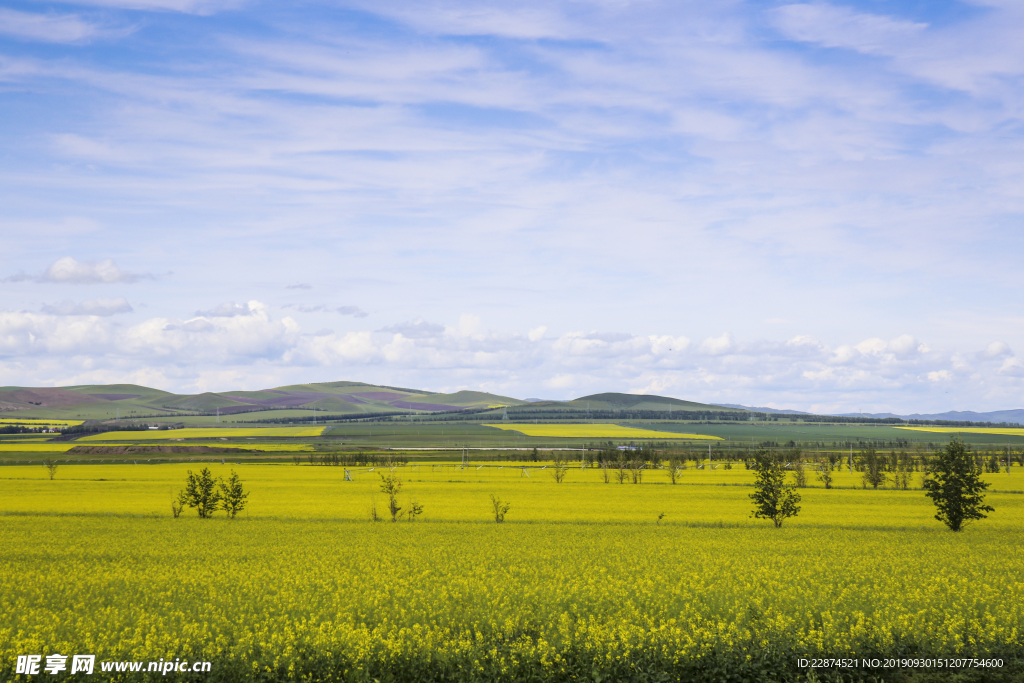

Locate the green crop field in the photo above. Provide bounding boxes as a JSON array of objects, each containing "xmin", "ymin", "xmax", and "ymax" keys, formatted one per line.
[{"xmin": 2, "ymin": 460, "xmax": 1023, "ymax": 682}]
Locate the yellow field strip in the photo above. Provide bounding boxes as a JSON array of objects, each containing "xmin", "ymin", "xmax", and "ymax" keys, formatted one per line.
[
  {"xmin": 0, "ymin": 418, "xmax": 84, "ymax": 426},
  {"xmin": 80, "ymin": 427, "xmax": 327, "ymax": 441},
  {"xmin": 483, "ymin": 424, "xmax": 722, "ymax": 440},
  {"xmin": 0, "ymin": 443, "xmax": 314, "ymax": 452},
  {"xmin": 895, "ymin": 427, "xmax": 1024, "ymax": 436}
]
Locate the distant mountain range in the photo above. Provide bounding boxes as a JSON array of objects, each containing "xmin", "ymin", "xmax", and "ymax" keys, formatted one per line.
[
  {"xmin": 0, "ymin": 382, "xmax": 738, "ymax": 420},
  {"xmin": 1, "ymin": 382, "xmax": 1019, "ymax": 424},
  {"xmin": 718, "ymin": 404, "xmax": 811, "ymax": 415},
  {"xmin": 722, "ymin": 403, "xmax": 1024, "ymax": 424},
  {"xmin": 835, "ymin": 409, "xmax": 1024, "ymax": 424}
]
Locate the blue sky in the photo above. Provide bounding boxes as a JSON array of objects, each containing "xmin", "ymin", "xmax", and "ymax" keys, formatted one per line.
[{"xmin": 1, "ymin": 0, "xmax": 1023, "ymax": 413}]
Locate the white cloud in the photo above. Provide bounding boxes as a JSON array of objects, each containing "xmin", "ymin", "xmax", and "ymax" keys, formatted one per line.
[
  {"xmin": 41, "ymin": 297, "xmax": 133, "ymax": 316},
  {"xmin": 770, "ymin": 3, "xmax": 928, "ymax": 56},
  {"xmin": 855, "ymin": 337, "xmax": 887, "ymax": 355},
  {"xmin": 699, "ymin": 333, "xmax": 733, "ymax": 356},
  {"xmin": 5, "ymin": 257, "xmax": 154, "ymax": 284},
  {"xmin": 999, "ymin": 357, "xmax": 1024, "ymax": 377},
  {"xmin": 0, "ymin": 8, "xmax": 114, "ymax": 43},
  {"xmin": 544, "ymin": 373, "xmax": 576, "ymax": 389},
  {"xmin": 336, "ymin": 305, "xmax": 368, "ymax": 318},
  {"xmin": 887, "ymin": 334, "xmax": 923, "ymax": 358},
  {"xmin": 528, "ymin": 325, "xmax": 547, "ymax": 342},
  {"xmin": 454, "ymin": 313, "xmax": 481, "ymax": 337},
  {"xmin": 984, "ymin": 341, "xmax": 1012, "ymax": 358},
  {"xmin": 282, "ymin": 304, "xmax": 368, "ymax": 317},
  {"xmin": 377, "ymin": 319, "xmax": 446, "ymax": 339},
  {"xmin": 195, "ymin": 301, "xmax": 254, "ymax": 317},
  {"xmin": 44, "ymin": 0, "xmax": 245, "ymax": 14},
  {"xmin": 1, "ymin": 305, "xmax": 1023, "ymax": 412}
]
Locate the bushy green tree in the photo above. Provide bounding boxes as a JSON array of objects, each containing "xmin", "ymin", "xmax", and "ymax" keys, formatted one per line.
[
  {"xmin": 924, "ymin": 437, "xmax": 994, "ymax": 531},
  {"xmin": 219, "ymin": 470, "xmax": 249, "ymax": 519},
  {"xmin": 181, "ymin": 467, "xmax": 221, "ymax": 518},
  {"xmin": 749, "ymin": 450, "xmax": 801, "ymax": 528},
  {"xmin": 861, "ymin": 447, "xmax": 886, "ymax": 489}
]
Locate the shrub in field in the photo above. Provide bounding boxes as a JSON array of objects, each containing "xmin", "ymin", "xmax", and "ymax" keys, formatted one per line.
[
  {"xmin": 171, "ymin": 493, "xmax": 185, "ymax": 519},
  {"xmin": 750, "ymin": 449, "xmax": 801, "ymax": 528},
  {"xmin": 490, "ymin": 494, "xmax": 511, "ymax": 523},
  {"xmin": 180, "ymin": 467, "xmax": 221, "ymax": 518},
  {"xmin": 924, "ymin": 436, "xmax": 994, "ymax": 532},
  {"xmin": 219, "ymin": 470, "xmax": 249, "ymax": 519}
]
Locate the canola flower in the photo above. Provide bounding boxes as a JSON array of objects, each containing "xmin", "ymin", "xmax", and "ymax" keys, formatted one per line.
[
  {"xmin": 1, "ymin": 464, "xmax": 1022, "ymax": 682},
  {"xmin": 483, "ymin": 423, "xmax": 721, "ymax": 439},
  {"xmin": 1, "ymin": 518, "xmax": 1022, "ymax": 682}
]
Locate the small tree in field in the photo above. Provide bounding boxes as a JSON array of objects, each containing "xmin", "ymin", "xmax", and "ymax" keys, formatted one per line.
[
  {"xmin": 816, "ymin": 455, "xmax": 836, "ymax": 489},
  {"xmin": 861, "ymin": 448, "xmax": 886, "ymax": 489},
  {"xmin": 219, "ymin": 470, "xmax": 249, "ymax": 519},
  {"xmin": 789, "ymin": 449, "xmax": 807, "ymax": 488},
  {"xmin": 380, "ymin": 473, "xmax": 403, "ymax": 522},
  {"xmin": 490, "ymin": 494, "xmax": 511, "ymax": 523},
  {"xmin": 551, "ymin": 454, "xmax": 569, "ymax": 483},
  {"xmin": 43, "ymin": 458, "xmax": 59, "ymax": 480},
  {"xmin": 181, "ymin": 468, "xmax": 221, "ymax": 518},
  {"xmin": 924, "ymin": 437, "xmax": 994, "ymax": 531},
  {"xmin": 750, "ymin": 450, "xmax": 801, "ymax": 528},
  {"xmin": 666, "ymin": 455, "xmax": 681, "ymax": 484}
]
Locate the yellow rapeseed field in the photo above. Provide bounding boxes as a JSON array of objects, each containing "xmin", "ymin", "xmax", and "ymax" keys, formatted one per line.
[
  {"xmin": 896, "ymin": 426, "xmax": 1024, "ymax": 436},
  {"xmin": 80, "ymin": 426, "xmax": 327, "ymax": 441},
  {"xmin": 2, "ymin": 463, "xmax": 1021, "ymax": 681},
  {"xmin": 0, "ymin": 418, "xmax": 84, "ymax": 426},
  {"xmin": 484, "ymin": 423, "xmax": 721, "ymax": 439},
  {"xmin": 0, "ymin": 443, "xmax": 313, "ymax": 453}
]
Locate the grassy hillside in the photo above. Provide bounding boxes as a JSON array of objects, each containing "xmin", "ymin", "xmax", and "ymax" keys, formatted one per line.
[{"xmin": 0, "ymin": 381, "xmax": 534, "ymax": 421}]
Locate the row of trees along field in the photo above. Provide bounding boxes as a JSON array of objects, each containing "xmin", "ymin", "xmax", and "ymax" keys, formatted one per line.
[{"xmin": 749, "ymin": 437, "xmax": 995, "ymax": 532}]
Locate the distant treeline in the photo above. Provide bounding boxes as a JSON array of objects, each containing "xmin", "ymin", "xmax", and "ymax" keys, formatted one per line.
[
  {"xmin": 0, "ymin": 425, "xmax": 49, "ymax": 434},
  {"xmin": 306, "ymin": 452, "xmax": 409, "ymax": 467},
  {"xmin": 52, "ymin": 423, "xmax": 183, "ymax": 441}
]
